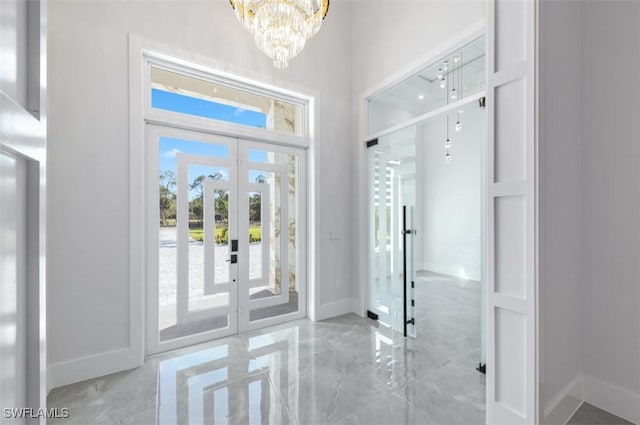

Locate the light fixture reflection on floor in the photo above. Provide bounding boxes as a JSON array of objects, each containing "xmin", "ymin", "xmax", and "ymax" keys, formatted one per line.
[{"xmin": 230, "ymin": 0, "xmax": 330, "ymax": 69}]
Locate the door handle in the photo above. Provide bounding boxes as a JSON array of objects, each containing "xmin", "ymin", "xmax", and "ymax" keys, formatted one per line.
[{"xmin": 226, "ymin": 254, "xmax": 238, "ymax": 264}]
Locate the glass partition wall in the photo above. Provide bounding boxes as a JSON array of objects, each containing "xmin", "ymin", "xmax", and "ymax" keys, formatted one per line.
[
  {"xmin": 368, "ymin": 126, "xmax": 417, "ymax": 336},
  {"xmin": 366, "ymin": 34, "xmax": 487, "ymax": 369}
]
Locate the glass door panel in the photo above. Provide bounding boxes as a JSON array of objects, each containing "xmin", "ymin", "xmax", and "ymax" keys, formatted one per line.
[
  {"xmin": 148, "ymin": 125, "xmax": 239, "ymax": 353},
  {"xmin": 239, "ymin": 142, "xmax": 306, "ymax": 330},
  {"xmin": 368, "ymin": 126, "xmax": 417, "ymax": 335},
  {"xmin": 148, "ymin": 127, "xmax": 307, "ymax": 353}
]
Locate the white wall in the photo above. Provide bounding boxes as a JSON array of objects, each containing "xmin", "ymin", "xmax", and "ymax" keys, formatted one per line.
[
  {"xmin": 47, "ymin": 0, "xmax": 353, "ymax": 388},
  {"xmin": 580, "ymin": 1, "xmax": 640, "ymax": 422},
  {"xmin": 540, "ymin": 2, "xmax": 640, "ymax": 423},
  {"xmin": 538, "ymin": 1, "xmax": 584, "ymax": 423},
  {"xmin": 350, "ymin": 2, "xmax": 486, "ymax": 99},
  {"xmin": 350, "ymin": 0, "xmax": 486, "ymax": 306},
  {"xmin": 416, "ymin": 106, "xmax": 483, "ymax": 282}
]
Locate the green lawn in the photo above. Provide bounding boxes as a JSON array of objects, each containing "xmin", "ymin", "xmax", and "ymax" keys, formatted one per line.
[{"xmin": 189, "ymin": 226, "xmax": 262, "ymax": 244}]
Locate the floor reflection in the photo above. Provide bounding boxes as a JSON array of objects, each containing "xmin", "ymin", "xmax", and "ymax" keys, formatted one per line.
[
  {"xmin": 156, "ymin": 313, "xmax": 484, "ymax": 425},
  {"xmin": 48, "ymin": 290, "xmax": 485, "ymax": 425},
  {"xmin": 158, "ymin": 343, "xmax": 289, "ymax": 425}
]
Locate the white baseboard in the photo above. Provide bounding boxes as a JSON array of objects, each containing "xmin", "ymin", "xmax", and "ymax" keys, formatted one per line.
[
  {"xmin": 351, "ymin": 298, "xmax": 363, "ymax": 316},
  {"xmin": 543, "ymin": 374, "xmax": 584, "ymax": 425},
  {"xmin": 48, "ymin": 347, "xmax": 141, "ymax": 391},
  {"xmin": 583, "ymin": 374, "xmax": 640, "ymax": 424},
  {"xmin": 316, "ymin": 298, "xmax": 355, "ymax": 321}
]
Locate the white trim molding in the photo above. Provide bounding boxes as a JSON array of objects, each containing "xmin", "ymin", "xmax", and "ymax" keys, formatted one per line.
[
  {"xmin": 541, "ymin": 373, "xmax": 640, "ymax": 425},
  {"xmin": 0, "ymin": 0, "xmax": 48, "ymax": 414},
  {"xmin": 47, "ymin": 349, "xmax": 141, "ymax": 391},
  {"xmin": 583, "ymin": 374, "xmax": 640, "ymax": 424},
  {"xmin": 542, "ymin": 374, "xmax": 583, "ymax": 425},
  {"xmin": 316, "ymin": 298, "xmax": 356, "ymax": 321}
]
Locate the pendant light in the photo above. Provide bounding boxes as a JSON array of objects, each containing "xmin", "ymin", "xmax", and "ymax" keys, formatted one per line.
[{"xmin": 445, "ymin": 115, "xmax": 452, "ymax": 164}]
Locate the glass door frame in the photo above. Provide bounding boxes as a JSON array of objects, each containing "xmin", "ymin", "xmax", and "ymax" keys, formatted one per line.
[
  {"xmin": 237, "ymin": 138, "xmax": 308, "ymax": 334},
  {"xmin": 145, "ymin": 124, "xmax": 308, "ymax": 354},
  {"xmin": 366, "ymin": 136, "xmax": 417, "ymax": 336},
  {"xmin": 357, "ymin": 25, "xmax": 486, "ymax": 324},
  {"xmin": 146, "ymin": 124, "xmax": 240, "ymax": 354}
]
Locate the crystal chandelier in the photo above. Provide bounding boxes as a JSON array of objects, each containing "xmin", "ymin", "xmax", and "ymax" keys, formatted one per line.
[{"xmin": 230, "ymin": 0, "xmax": 330, "ymax": 69}]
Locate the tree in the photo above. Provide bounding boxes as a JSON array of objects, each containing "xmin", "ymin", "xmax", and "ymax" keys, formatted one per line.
[
  {"xmin": 249, "ymin": 193, "xmax": 261, "ymax": 224},
  {"xmin": 190, "ymin": 198, "xmax": 203, "ymax": 225},
  {"xmin": 214, "ymin": 191, "xmax": 229, "ymax": 224},
  {"xmin": 189, "ymin": 172, "xmax": 224, "ymax": 226},
  {"xmin": 249, "ymin": 174, "xmax": 265, "ymax": 224},
  {"xmin": 159, "ymin": 170, "xmax": 176, "ymax": 226}
]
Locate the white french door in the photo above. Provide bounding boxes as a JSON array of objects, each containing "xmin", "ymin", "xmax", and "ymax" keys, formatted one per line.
[{"xmin": 146, "ymin": 124, "xmax": 306, "ymax": 354}]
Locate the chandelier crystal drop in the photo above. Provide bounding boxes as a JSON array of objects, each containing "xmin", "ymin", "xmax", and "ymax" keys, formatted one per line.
[{"xmin": 230, "ymin": 0, "xmax": 330, "ymax": 69}]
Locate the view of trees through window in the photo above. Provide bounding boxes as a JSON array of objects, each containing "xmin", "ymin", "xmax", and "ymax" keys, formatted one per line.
[{"xmin": 159, "ymin": 167, "xmax": 265, "ymax": 244}]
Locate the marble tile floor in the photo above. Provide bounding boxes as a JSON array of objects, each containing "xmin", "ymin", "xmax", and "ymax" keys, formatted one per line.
[
  {"xmin": 568, "ymin": 403, "xmax": 635, "ymax": 425},
  {"xmin": 48, "ymin": 318, "xmax": 486, "ymax": 425},
  {"xmin": 48, "ymin": 271, "xmax": 487, "ymax": 425}
]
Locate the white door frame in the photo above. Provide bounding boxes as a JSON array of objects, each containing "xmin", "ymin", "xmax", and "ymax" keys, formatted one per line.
[
  {"xmin": 0, "ymin": 0, "xmax": 48, "ymax": 412},
  {"xmin": 145, "ymin": 124, "xmax": 240, "ymax": 354},
  {"xmin": 129, "ymin": 35, "xmax": 319, "ymax": 359},
  {"xmin": 237, "ymin": 138, "xmax": 308, "ymax": 334},
  {"xmin": 486, "ymin": 0, "xmax": 538, "ymax": 422},
  {"xmin": 355, "ymin": 11, "xmax": 539, "ymax": 425},
  {"xmin": 145, "ymin": 125, "xmax": 308, "ymax": 354}
]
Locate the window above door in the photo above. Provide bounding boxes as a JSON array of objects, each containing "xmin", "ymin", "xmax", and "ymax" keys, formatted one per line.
[
  {"xmin": 149, "ymin": 66, "xmax": 306, "ymax": 137},
  {"xmin": 367, "ymin": 35, "xmax": 486, "ymax": 136}
]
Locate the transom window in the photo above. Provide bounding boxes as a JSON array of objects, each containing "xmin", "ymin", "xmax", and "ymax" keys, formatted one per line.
[{"xmin": 150, "ymin": 67, "xmax": 304, "ymax": 136}]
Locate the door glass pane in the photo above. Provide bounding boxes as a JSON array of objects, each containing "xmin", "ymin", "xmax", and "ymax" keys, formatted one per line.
[
  {"xmin": 368, "ymin": 35, "xmax": 486, "ymax": 135},
  {"xmin": 369, "ymin": 101, "xmax": 485, "ymax": 369},
  {"xmin": 248, "ymin": 190, "xmax": 264, "ymax": 281},
  {"xmin": 188, "ymin": 166, "xmax": 230, "ymax": 312},
  {"xmin": 368, "ymin": 126, "xmax": 416, "ymax": 333},
  {"xmin": 151, "ymin": 67, "xmax": 304, "ymax": 136},
  {"xmin": 157, "ymin": 135, "xmax": 234, "ymax": 342},
  {"xmin": 247, "ymin": 150, "xmax": 300, "ymax": 322}
]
